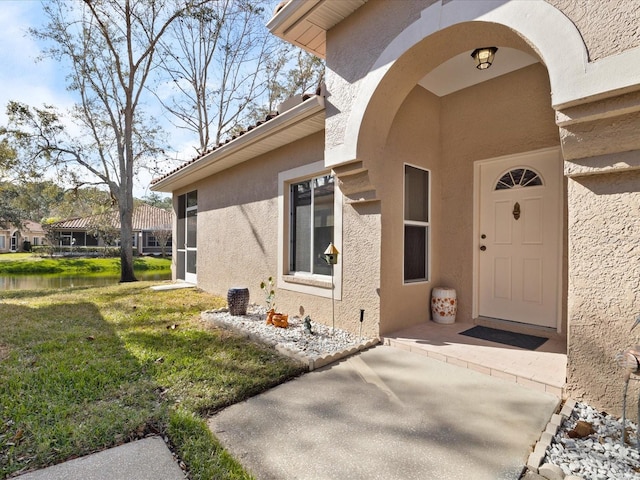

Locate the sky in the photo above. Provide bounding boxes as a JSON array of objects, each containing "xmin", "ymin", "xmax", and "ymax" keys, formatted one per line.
[
  {"xmin": 0, "ymin": 0, "xmax": 282, "ymax": 198},
  {"xmin": 0, "ymin": 0, "xmax": 165, "ymax": 197},
  {"xmin": 0, "ymin": 1, "xmax": 73, "ymax": 124}
]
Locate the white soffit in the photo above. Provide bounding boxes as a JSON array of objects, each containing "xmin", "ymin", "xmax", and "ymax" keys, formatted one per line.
[
  {"xmin": 419, "ymin": 47, "xmax": 539, "ymax": 97},
  {"xmin": 267, "ymin": 0, "xmax": 368, "ymax": 58},
  {"xmin": 151, "ymin": 96, "xmax": 325, "ymax": 193}
]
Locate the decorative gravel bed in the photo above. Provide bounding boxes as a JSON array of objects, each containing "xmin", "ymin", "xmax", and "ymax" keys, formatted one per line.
[
  {"xmin": 526, "ymin": 400, "xmax": 640, "ymax": 480},
  {"xmin": 201, "ymin": 304, "xmax": 379, "ymax": 370}
]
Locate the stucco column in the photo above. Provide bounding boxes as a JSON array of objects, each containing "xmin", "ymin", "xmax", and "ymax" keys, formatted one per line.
[
  {"xmin": 558, "ymin": 86, "xmax": 640, "ymax": 415},
  {"xmin": 333, "ymin": 161, "xmax": 382, "ymax": 338},
  {"xmin": 565, "ymin": 169, "xmax": 640, "ymax": 416}
]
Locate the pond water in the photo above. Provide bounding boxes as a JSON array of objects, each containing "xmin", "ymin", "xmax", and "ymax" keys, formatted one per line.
[{"xmin": 0, "ymin": 271, "xmax": 172, "ymax": 290}]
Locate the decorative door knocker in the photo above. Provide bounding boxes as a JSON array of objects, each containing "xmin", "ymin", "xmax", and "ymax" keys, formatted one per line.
[{"xmin": 513, "ymin": 202, "xmax": 521, "ymax": 220}]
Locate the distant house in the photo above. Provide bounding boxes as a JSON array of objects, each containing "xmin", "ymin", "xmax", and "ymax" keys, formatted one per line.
[
  {"xmin": 48, "ymin": 204, "xmax": 172, "ymax": 255},
  {"xmin": 0, "ymin": 220, "xmax": 47, "ymax": 253}
]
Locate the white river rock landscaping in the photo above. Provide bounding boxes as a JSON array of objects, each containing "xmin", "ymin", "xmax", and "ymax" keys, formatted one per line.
[
  {"xmin": 201, "ymin": 304, "xmax": 379, "ymax": 370},
  {"xmin": 526, "ymin": 400, "xmax": 640, "ymax": 480}
]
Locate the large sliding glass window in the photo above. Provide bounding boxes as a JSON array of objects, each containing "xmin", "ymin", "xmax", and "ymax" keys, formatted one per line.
[
  {"xmin": 404, "ymin": 165, "xmax": 430, "ymax": 283},
  {"xmin": 290, "ymin": 174, "xmax": 334, "ymax": 276},
  {"xmin": 177, "ymin": 190, "xmax": 197, "ymax": 281}
]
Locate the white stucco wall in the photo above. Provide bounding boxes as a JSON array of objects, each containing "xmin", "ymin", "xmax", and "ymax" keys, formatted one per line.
[
  {"xmin": 547, "ymin": 0, "xmax": 640, "ymax": 61},
  {"xmin": 565, "ymin": 169, "xmax": 640, "ymax": 415},
  {"xmin": 173, "ymin": 131, "xmax": 381, "ymax": 338}
]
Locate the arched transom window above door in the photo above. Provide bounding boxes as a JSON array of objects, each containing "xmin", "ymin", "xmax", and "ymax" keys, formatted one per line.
[{"xmin": 495, "ymin": 167, "xmax": 543, "ymax": 190}]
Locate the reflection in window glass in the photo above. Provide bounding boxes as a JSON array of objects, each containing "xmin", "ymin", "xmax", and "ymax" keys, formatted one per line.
[
  {"xmin": 290, "ymin": 175, "xmax": 334, "ymax": 275},
  {"xmin": 404, "ymin": 165, "xmax": 430, "ymax": 283},
  {"xmin": 186, "ymin": 190, "xmax": 198, "ymax": 208},
  {"xmin": 405, "ymin": 166, "xmax": 429, "ymax": 222},
  {"xmin": 177, "ymin": 190, "xmax": 197, "ymax": 279},
  {"xmin": 404, "ymin": 225, "xmax": 426, "ymax": 281},
  {"xmin": 495, "ymin": 168, "xmax": 543, "ymax": 190},
  {"xmin": 186, "ymin": 209, "xmax": 197, "ymax": 248}
]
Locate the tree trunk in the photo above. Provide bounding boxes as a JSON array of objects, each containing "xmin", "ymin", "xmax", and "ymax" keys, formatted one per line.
[{"xmin": 119, "ymin": 197, "xmax": 137, "ymax": 283}]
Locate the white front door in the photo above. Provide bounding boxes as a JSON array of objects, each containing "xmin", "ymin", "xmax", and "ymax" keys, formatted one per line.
[{"xmin": 477, "ymin": 148, "xmax": 562, "ymax": 328}]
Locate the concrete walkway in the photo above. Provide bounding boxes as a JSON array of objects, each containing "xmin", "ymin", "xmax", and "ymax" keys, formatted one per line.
[
  {"xmin": 150, "ymin": 281, "xmax": 196, "ymax": 291},
  {"xmin": 13, "ymin": 345, "xmax": 559, "ymax": 480},
  {"xmin": 13, "ymin": 437, "xmax": 184, "ymax": 480},
  {"xmin": 209, "ymin": 345, "xmax": 560, "ymax": 480}
]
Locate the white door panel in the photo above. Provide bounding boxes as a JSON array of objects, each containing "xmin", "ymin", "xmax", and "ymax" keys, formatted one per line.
[{"xmin": 478, "ymin": 149, "xmax": 561, "ymax": 328}]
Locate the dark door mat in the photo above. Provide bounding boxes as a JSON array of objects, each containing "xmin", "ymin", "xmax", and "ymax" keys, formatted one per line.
[{"xmin": 459, "ymin": 325, "xmax": 548, "ymax": 350}]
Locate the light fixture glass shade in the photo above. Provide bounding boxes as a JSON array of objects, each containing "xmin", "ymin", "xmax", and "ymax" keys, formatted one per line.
[{"xmin": 471, "ymin": 47, "xmax": 498, "ymax": 70}]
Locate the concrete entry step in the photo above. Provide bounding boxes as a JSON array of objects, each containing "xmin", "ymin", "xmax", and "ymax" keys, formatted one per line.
[{"xmin": 384, "ymin": 321, "xmax": 566, "ymax": 397}]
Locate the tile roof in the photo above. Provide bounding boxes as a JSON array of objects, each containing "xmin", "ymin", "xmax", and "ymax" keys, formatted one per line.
[
  {"xmin": 151, "ymin": 92, "xmax": 320, "ymax": 186},
  {"xmin": 0, "ymin": 220, "xmax": 44, "ymax": 234},
  {"xmin": 50, "ymin": 204, "xmax": 172, "ymax": 231}
]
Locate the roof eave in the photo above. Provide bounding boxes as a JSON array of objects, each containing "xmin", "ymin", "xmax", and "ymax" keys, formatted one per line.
[
  {"xmin": 151, "ymin": 95, "xmax": 325, "ymax": 193},
  {"xmin": 267, "ymin": 0, "xmax": 326, "ymax": 58},
  {"xmin": 266, "ymin": 0, "xmax": 368, "ymax": 59}
]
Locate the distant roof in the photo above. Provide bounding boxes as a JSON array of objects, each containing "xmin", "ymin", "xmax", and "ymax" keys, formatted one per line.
[
  {"xmin": 22, "ymin": 220, "xmax": 44, "ymax": 231},
  {"xmin": 49, "ymin": 204, "xmax": 172, "ymax": 231},
  {"xmin": 0, "ymin": 220, "xmax": 44, "ymax": 233}
]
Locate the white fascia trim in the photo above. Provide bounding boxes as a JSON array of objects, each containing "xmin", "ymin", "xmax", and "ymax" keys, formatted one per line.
[
  {"xmin": 266, "ymin": 0, "xmax": 321, "ymax": 39},
  {"xmin": 151, "ymin": 95, "xmax": 325, "ymax": 192}
]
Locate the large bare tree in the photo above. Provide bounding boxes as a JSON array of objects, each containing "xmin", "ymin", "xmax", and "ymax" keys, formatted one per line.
[
  {"xmin": 157, "ymin": 0, "xmax": 280, "ymax": 154},
  {"xmin": 0, "ymin": 0, "xmax": 199, "ymax": 281},
  {"xmin": 244, "ymin": 46, "xmax": 325, "ymax": 127}
]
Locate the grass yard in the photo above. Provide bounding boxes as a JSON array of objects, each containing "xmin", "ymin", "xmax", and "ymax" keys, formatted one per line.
[
  {"xmin": 0, "ymin": 283, "xmax": 306, "ymax": 479},
  {"xmin": 0, "ymin": 253, "xmax": 170, "ymax": 275}
]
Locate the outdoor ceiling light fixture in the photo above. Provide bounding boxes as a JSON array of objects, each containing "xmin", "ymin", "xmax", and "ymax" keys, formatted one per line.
[{"xmin": 471, "ymin": 47, "xmax": 498, "ymax": 70}]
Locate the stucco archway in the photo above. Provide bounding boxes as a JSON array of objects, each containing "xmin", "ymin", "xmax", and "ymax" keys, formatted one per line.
[
  {"xmin": 334, "ymin": 9, "xmax": 564, "ymax": 334},
  {"xmin": 325, "ymin": 0, "xmax": 640, "ymax": 168}
]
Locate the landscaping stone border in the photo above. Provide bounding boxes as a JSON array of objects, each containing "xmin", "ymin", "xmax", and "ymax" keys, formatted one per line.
[
  {"xmin": 522, "ymin": 399, "xmax": 584, "ymax": 480},
  {"xmin": 203, "ymin": 312, "xmax": 380, "ymax": 371}
]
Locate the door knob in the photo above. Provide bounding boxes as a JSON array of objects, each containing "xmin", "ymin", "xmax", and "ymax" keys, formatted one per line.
[{"xmin": 480, "ymin": 245, "xmax": 487, "ymax": 251}]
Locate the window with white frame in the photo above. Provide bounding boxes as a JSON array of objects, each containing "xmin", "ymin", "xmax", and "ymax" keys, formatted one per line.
[
  {"xmin": 146, "ymin": 234, "xmax": 159, "ymax": 247},
  {"xmin": 0, "ymin": 236, "xmax": 5, "ymax": 249},
  {"xmin": 290, "ymin": 174, "xmax": 334, "ymax": 276},
  {"xmin": 404, "ymin": 164, "xmax": 430, "ymax": 283}
]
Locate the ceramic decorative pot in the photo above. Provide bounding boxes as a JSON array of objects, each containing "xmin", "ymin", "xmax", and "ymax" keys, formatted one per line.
[
  {"xmin": 227, "ymin": 287, "xmax": 249, "ymax": 316},
  {"xmin": 431, "ymin": 287, "xmax": 457, "ymax": 324}
]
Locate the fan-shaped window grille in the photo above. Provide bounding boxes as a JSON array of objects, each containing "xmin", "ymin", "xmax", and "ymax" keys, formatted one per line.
[{"xmin": 495, "ymin": 168, "xmax": 543, "ymax": 190}]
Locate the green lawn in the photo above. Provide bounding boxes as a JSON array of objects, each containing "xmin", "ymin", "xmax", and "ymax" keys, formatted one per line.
[
  {"xmin": 0, "ymin": 283, "xmax": 306, "ymax": 479},
  {"xmin": 0, "ymin": 253, "xmax": 170, "ymax": 275}
]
